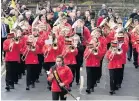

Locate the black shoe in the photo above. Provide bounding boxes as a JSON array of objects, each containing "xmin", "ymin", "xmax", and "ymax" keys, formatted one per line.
[
  {"xmin": 32, "ymin": 83, "xmax": 35, "ymax": 88},
  {"xmin": 26, "ymin": 86, "xmax": 30, "ymax": 90},
  {"xmin": 9, "ymin": 85, "xmax": 14, "ymax": 89},
  {"xmin": 109, "ymin": 91, "xmax": 115, "ymax": 95},
  {"xmin": 76, "ymin": 82, "xmax": 80, "ymax": 85},
  {"xmin": 14, "ymin": 82, "xmax": 18, "ymax": 84},
  {"xmin": 97, "ymin": 80, "xmax": 100, "ymax": 83},
  {"xmin": 135, "ymin": 65, "xmax": 138, "ymax": 69},
  {"xmin": 47, "ymin": 86, "xmax": 51, "ymax": 91},
  {"xmin": 127, "ymin": 58, "xmax": 131, "ymax": 61},
  {"xmin": 91, "ymin": 88, "xmax": 94, "ymax": 92},
  {"xmin": 36, "ymin": 79, "xmax": 40, "ymax": 83},
  {"xmin": 86, "ymin": 89, "xmax": 91, "ymax": 94},
  {"xmin": 5, "ymin": 86, "xmax": 10, "ymax": 91}
]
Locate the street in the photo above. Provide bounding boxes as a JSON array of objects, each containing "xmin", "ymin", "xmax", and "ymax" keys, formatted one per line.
[{"xmin": 1, "ymin": 58, "xmax": 139, "ymax": 100}]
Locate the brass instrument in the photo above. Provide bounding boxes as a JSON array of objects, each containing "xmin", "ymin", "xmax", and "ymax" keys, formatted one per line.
[
  {"xmin": 99, "ymin": 17, "xmax": 111, "ymax": 36},
  {"xmin": 109, "ymin": 41, "xmax": 123, "ymax": 61},
  {"xmin": 21, "ymin": 47, "xmax": 30, "ymax": 61},
  {"xmin": 84, "ymin": 38, "xmax": 100, "ymax": 60},
  {"xmin": 124, "ymin": 18, "xmax": 132, "ymax": 29},
  {"xmin": 21, "ymin": 41, "xmax": 36, "ymax": 61},
  {"xmin": 52, "ymin": 33, "xmax": 58, "ymax": 50},
  {"xmin": 8, "ymin": 32, "xmax": 20, "ymax": 52}
]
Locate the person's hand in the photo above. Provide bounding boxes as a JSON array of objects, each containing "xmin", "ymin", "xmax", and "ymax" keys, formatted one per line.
[
  {"xmin": 59, "ymin": 83, "xmax": 65, "ymax": 87},
  {"xmin": 49, "ymin": 73, "xmax": 54, "ymax": 79}
]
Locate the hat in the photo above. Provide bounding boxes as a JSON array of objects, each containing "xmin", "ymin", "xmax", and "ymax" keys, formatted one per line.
[{"xmin": 7, "ymin": 33, "xmax": 15, "ymax": 38}]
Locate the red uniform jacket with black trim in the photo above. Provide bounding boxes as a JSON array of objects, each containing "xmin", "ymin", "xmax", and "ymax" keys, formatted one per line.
[
  {"xmin": 3, "ymin": 39, "xmax": 21, "ymax": 62},
  {"xmin": 61, "ymin": 45, "xmax": 78, "ymax": 65},
  {"xmin": 84, "ymin": 44, "xmax": 103, "ymax": 67},
  {"xmin": 47, "ymin": 65, "xmax": 73, "ymax": 92},
  {"xmin": 106, "ymin": 49, "xmax": 123, "ymax": 69},
  {"xmin": 21, "ymin": 44, "xmax": 39, "ymax": 64},
  {"xmin": 42, "ymin": 44, "xmax": 61, "ymax": 63}
]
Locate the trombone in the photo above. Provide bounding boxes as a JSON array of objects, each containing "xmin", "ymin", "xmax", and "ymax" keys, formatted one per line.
[{"xmin": 21, "ymin": 47, "xmax": 30, "ymax": 61}]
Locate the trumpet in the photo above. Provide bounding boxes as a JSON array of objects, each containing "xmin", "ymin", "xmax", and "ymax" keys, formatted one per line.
[{"xmin": 109, "ymin": 43, "xmax": 123, "ymax": 61}]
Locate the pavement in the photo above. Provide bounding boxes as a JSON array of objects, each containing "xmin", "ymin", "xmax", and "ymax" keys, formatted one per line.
[{"xmin": 1, "ymin": 57, "xmax": 139, "ymax": 100}]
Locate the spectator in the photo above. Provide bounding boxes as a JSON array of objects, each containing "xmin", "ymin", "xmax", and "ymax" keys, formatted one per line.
[
  {"xmin": 129, "ymin": 8, "xmax": 137, "ymax": 19},
  {"xmin": 98, "ymin": 4, "xmax": 108, "ymax": 17}
]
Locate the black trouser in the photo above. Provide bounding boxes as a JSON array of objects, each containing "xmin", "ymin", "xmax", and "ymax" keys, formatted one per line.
[
  {"xmin": 5, "ymin": 61, "xmax": 19, "ymax": 87},
  {"xmin": 52, "ymin": 92, "xmax": 67, "ymax": 100},
  {"xmin": 86, "ymin": 67, "xmax": 99, "ymax": 89},
  {"xmin": 43, "ymin": 62, "xmax": 55, "ymax": 72},
  {"xmin": 127, "ymin": 42, "xmax": 132, "ymax": 60},
  {"xmin": 75, "ymin": 45, "xmax": 86, "ymax": 83},
  {"xmin": 38, "ymin": 54, "xmax": 44, "ymax": 73},
  {"xmin": 20, "ymin": 54, "xmax": 26, "ymax": 75},
  {"xmin": 133, "ymin": 48, "xmax": 138, "ymax": 67},
  {"xmin": 109, "ymin": 69, "xmax": 117, "ymax": 91},
  {"xmin": 67, "ymin": 64, "xmax": 76, "ymax": 86},
  {"xmin": 97, "ymin": 56, "xmax": 104, "ymax": 81},
  {"xmin": 75, "ymin": 64, "xmax": 81, "ymax": 83},
  {"xmin": 119, "ymin": 64, "xmax": 125, "ymax": 85},
  {"xmin": 26, "ymin": 64, "xmax": 38, "ymax": 86},
  {"xmin": 43, "ymin": 62, "xmax": 55, "ymax": 86},
  {"xmin": 1, "ymin": 38, "xmax": 6, "ymax": 61}
]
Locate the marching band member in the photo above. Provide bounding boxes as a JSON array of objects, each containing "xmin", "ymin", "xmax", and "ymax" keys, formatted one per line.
[
  {"xmin": 32, "ymin": 28, "xmax": 44, "ymax": 82},
  {"xmin": 61, "ymin": 36, "xmax": 78, "ymax": 88},
  {"xmin": 21, "ymin": 35, "xmax": 39, "ymax": 90},
  {"xmin": 72, "ymin": 34, "xmax": 83, "ymax": 85},
  {"xmin": 72, "ymin": 19, "xmax": 91, "ymax": 47},
  {"xmin": 1, "ymin": 17, "xmax": 10, "ymax": 63},
  {"xmin": 91, "ymin": 28, "xmax": 107, "ymax": 83},
  {"xmin": 42, "ymin": 34, "xmax": 61, "ymax": 90},
  {"xmin": 3, "ymin": 29, "xmax": 21, "ymax": 91},
  {"xmin": 106, "ymin": 40, "xmax": 123, "ymax": 95},
  {"xmin": 115, "ymin": 30, "xmax": 129, "ymax": 88},
  {"xmin": 131, "ymin": 19, "xmax": 139, "ymax": 69},
  {"xmin": 47, "ymin": 55, "xmax": 73, "ymax": 100},
  {"xmin": 135, "ymin": 36, "xmax": 139, "ymax": 67},
  {"xmin": 84, "ymin": 37, "xmax": 103, "ymax": 94}
]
